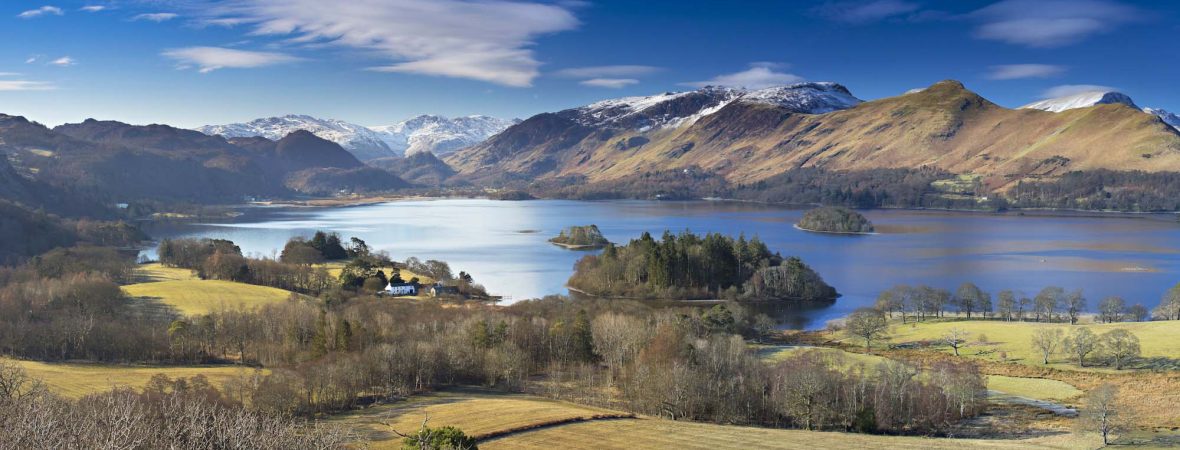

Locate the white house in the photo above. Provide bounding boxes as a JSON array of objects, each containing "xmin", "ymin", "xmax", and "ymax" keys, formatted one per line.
[{"xmin": 386, "ymin": 282, "xmax": 418, "ymax": 296}]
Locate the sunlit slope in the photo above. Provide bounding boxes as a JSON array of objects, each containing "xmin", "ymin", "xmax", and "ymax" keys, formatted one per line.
[{"xmin": 450, "ymin": 80, "xmax": 1180, "ymax": 189}]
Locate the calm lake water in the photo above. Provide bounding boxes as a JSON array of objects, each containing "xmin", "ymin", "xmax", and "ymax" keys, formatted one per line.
[{"xmin": 141, "ymin": 199, "xmax": 1180, "ymax": 329}]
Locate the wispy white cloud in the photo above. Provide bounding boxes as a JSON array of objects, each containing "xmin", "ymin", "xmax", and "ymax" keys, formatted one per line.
[
  {"xmin": 18, "ymin": 5, "xmax": 64, "ymax": 19},
  {"xmin": 814, "ymin": 0, "xmax": 919, "ymax": 24},
  {"xmin": 579, "ymin": 78, "xmax": 639, "ymax": 88},
  {"xmin": 971, "ymin": 0, "xmax": 1142, "ymax": 48},
  {"xmin": 194, "ymin": 0, "xmax": 579, "ymax": 87},
  {"xmin": 0, "ymin": 72, "xmax": 21, "ymax": 77},
  {"xmin": 684, "ymin": 63, "xmax": 804, "ymax": 89},
  {"xmin": 162, "ymin": 46, "xmax": 302, "ymax": 73},
  {"xmin": 50, "ymin": 56, "xmax": 75, "ymax": 67},
  {"xmin": 133, "ymin": 12, "xmax": 178, "ymax": 22},
  {"xmin": 1040, "ymin": 84, "xmax": 1117, "ymax": 98},
  {"xmin": 554, "ymin": 65, "xmax": 660, "ymax": 78},
  {"xmin": 0, "ymin": 80, "xmax": 56, "ymax": 91},
  {"xmin": 987, "ymin": 64, "xmax": 1066, "ymax": 80},
  {"xmin": 80, "ymin": 5, "xmax": 106, "ymax": 12}
]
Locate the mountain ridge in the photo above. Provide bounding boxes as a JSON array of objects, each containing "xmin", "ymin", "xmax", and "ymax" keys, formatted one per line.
[
  {"xmin": 197, "ymin": 114, "xmax": 517, "ymax": 160},
  {"xmin": 447, "ymin": 80, "xmax": 1180, "ymax": 190}
]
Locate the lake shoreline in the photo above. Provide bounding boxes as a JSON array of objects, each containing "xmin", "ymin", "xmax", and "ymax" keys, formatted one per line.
[{"xmin": 258, "ymin": 193, "xmax": 1180, "ymax": 221}]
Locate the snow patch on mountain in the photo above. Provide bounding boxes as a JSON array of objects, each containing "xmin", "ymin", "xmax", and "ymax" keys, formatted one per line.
[
  {"xmin": 570, "ymin": 82, "xmax": 861, "ymax": 130},
  {"xmin": 1020, "ymin": 91, "xmax": 1139, "ymax": 113},
  {"xmin": 1145, "ymin": 108, "xmax": 1180, "ymax": 131},
  {"xmin": 197, "ymin": 114, "xmax": 516, "ymax": 160},
  {"xmin": 197, "ymin": 115, "xmax": 395, "ymax": 161},
  {"xmin": 370, "ymin": 115, "xmax": 519, "ymax": 156}
]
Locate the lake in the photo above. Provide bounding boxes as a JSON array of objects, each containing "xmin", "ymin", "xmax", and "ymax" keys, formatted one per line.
[{"xmin": 141, "ymin": 198, "xmax": 1180, "ymax": 329}]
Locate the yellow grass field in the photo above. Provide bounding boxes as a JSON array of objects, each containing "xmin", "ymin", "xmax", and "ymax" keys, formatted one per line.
[
  {"xmin": 335, "ymin": 390, "xmax": 1093, "ymax": 450},
  {"xmin": 5, "ymin": 358, "xmax": 258, "ymax": 399},
  {"xmin": 483, "ymin": 416, "xmax": 1092, "ymax": 450},
  {"xmin": 123, "ymin": 279, "xmax": 297, "ymax": 316},
  {"xmin": 133, "ymin": 263, "xmax": 198, "ymax": 283},
  {"xmin": 332, "ymin": 389, "xmax": 619, "ymax": 449},
  {"xmin": 874, "ymin": 319, "xmax": 1180, "ymax": 372},
  {"xmin": 985, "ymin": 375, "xmax": 1083, "ymax": 402},
  {"xmin": 757, "ymin": 346, "xmax": 1083, "ymax": 403}
]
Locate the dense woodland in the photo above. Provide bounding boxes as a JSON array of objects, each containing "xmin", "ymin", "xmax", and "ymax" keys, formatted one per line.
[
  {"xmin": 796, "ymin": 206, "xmax": 875, "ymax": 233},
  {"xmin": 568, "ymin": 230, "xmax": 837, "ymax": 302},
  {"xmin": 550, "ymin": 225, "xmax": 610, "ymax": 248}
]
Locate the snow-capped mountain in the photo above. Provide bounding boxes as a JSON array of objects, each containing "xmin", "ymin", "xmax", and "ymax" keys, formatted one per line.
[
  {"xmin": 1145, "ymin": 108, "xmax": 1180, "ymax": 131},
  {"xmin": 198, "ymin": 114, "xmax": 516, "ymax": 160},
  {"xmin": 1015, "ymin": 90, "xmax": 1179, "ymax": 132},
  {"xmin": 370, "ymin": 115, "xmax": 519, "ymax": 156},
  {"xmin": 566, "ymin": 82, "xmax": 861, "ymax": 131},
  {"xmin": 1020, "ymin": 90, "xmax": 1139, "ymax": 113},
  {"xmin": 197, "ymin": 115, "xmax": 396, "ymax": 161}
]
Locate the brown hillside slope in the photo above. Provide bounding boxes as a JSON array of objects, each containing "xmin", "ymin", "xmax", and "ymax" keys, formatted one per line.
[{"xmin": 448, "ymin": 81, "xmax": 1180, "ymax": 189}]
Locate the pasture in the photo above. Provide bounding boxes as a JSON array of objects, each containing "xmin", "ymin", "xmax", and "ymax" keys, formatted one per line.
[
  {"xmin": 334, "ymin": 389, "xmax": 1092, "ymax": 450},
  {"xmin": 4, "ymin": 358, "xmax": 257, "ymax": 399}
]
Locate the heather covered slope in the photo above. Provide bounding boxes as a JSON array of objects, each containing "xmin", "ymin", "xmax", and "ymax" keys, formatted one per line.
[{"xmin": 449, "ymin": 81, "xmax": 1180, "ymax": 190}]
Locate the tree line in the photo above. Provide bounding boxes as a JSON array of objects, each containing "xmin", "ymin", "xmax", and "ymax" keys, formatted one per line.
[
  {"xmin": 568, "ymin": 230, "xmax": 837, "ymax": 303},
  {"xmin": 874, "ymin": 282, "xmax": 1154, "ymax": 324}
]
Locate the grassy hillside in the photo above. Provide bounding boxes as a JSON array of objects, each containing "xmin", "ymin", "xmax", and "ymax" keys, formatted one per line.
[
  {"xmin": 878, "ymin": 318, "xmax": 1180, "ymax": 371},
  {"xmin": 334, "ymin": 390, "xmax": 1090, "ymax": 450},
  {"xmin": 4, "ymin": 358, "xmax": 256, "ymax": 399},
  {"xmin": 448, "ymin": 80, "xmax": 1180, "ymax": 191},
  {"xmin": 123, "ymin": 264, "xmax": 297, "ymax": 316}
]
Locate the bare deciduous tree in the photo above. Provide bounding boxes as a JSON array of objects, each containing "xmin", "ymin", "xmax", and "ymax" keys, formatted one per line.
[
  {"xmin": 1030, "ymin": 327, "xmax": 1063, "ymax": 365},
  {"xmin": 846, "ymin": 308, "xmax": 888, "ymax": 352}
]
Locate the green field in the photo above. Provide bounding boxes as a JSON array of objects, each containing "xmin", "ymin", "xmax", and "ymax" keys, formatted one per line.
[
  {"xmin": 985, "ymin": 375, "xmax": 1083, "ymax": 402},
  {"xmin": 5, "ymin": 358, "xmax": 257, "ymax": 399},
  {"xmin": 333, "ymin": 390, "xmax": 1091, "ymax": 450},
  {"xmin": 331, "ymin": 389, "xmax": 619, "ymax": 449},
  {"xmin": 123, "ymin": 279, "xmax": 297, "ymax": 316},
  {"xmin": 874, "ymin": 318, "xmax": 1180, "ymax": 372}
]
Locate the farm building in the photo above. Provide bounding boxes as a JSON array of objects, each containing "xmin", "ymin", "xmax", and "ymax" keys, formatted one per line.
[
  {"xmin": 427, "ymin": 284, "xmax": 460, "ymax": 297},
  {"xmin": 386, "ymin": 282, "xmax": 418, "ymax": 296}
]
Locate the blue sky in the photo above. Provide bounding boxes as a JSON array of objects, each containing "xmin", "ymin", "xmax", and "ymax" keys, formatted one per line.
[{"xmin": 1, "ymin": 0, "xmax": 1178, "ymax": 127}]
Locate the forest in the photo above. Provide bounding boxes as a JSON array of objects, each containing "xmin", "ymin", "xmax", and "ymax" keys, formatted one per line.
[
  {"xmin": 796, "ymin": 206, "xmax": 875, "ymax": 233},
  {"xmin": 567, "ymin": 230, "xmax": 837, "ymax": 302}
]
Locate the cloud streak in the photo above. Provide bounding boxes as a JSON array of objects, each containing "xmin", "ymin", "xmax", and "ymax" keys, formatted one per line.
[
  {"xmin": 18, "ymin": 6, "xmax": 64, "ymax": 19},
  {"xmin": 579, "ymin": 78, "xmax": 639, "ymax": 88},
  {"xmin": 50, "ymin": 56, "xmax": 76, "ymax": 67},
  {"xmin": 0, "ymin": 80, "xmax": 56, "ymax": 91},
  {"xmin": 80, "ymin": 5, "xmax": 106, "ymax": 12},
  {"xmin": 987, "ymin": 64, "xmax": 1066, "ymax": 80},
  {"xmin": 162, "ymin": 46, "xmax": 302, "ymax": 73},
  {"xmin": 554, "ymin": 65, "xmax": 660, "ymax": 78},
  {"xmin": 1041, "ymin": 84, "xmax": 1117, "ymax": 98},
  {"xmin": 197, "ymin": 0, "xmax": 579, "ymax": 87},
  {"xmin": 971, "ymin": 0, "xmax": 1142, "ymax": 48},
  {"xmin": 684, "ymin": 63, "xmax": 804, "ymax": 89},
  {"xmin": 133, "ymin": 13, "xmax": 178, "ymax": 22},
  {"xmin": 814, "ymin": 0, "xmax": 919, "ymax": 24}
]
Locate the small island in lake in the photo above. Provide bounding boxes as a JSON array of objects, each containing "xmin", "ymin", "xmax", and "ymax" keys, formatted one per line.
[
  {"xmin": 568, "ymin": 230, "xmax": 838, "ymax": 303},
  {"xmin": 549, "ymin": 225, "xmax": 611, "ymax": 250},
  {"xmin": 797, "ymin": 206, "xmax": 875, "ymax": 234}
]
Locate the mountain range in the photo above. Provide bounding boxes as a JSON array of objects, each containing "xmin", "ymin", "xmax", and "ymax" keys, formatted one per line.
[
  {"xmin": 0, "ymin": 116, "xmax": 409, "ymax": 204},
  {"xmin": 197, "ymin": 114, "xmax": 517, "ymax": 161},
  {"xmin": 446, "ymin": 81, "xmax": 1180, "ymax": 190}
]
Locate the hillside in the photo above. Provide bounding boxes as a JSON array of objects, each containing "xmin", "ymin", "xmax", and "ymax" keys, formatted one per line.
[
  {"xmin": 448, "ymin": 81, "xmax": 1180, "ymax": 191},
  {"xmin": 366, "ymin": 151, "xmax": 459, "ymax": 187},
  {"xmin": 0, "ymin": 116, "xmax": 408, "ymax": 204}
]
